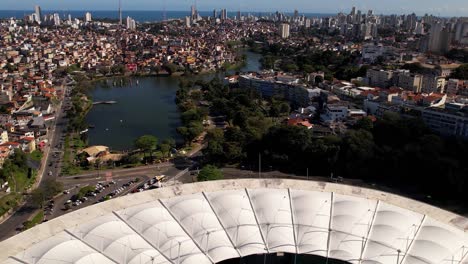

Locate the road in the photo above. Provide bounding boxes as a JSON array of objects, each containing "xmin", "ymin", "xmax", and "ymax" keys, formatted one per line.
[
  {"xmin": 0, "ymin": 84, "xmax": 71, "ymax": 240},
  {"xmin": 0, "ymin": 78, "xmax": 203, "ymax": 241},
  {"xmin": 0, "ymin": 155, "xmax": 194, "ymax": 241},
  {"xmin": 49, "ymin": 164, "xmax": 193, "ymax": 221}
]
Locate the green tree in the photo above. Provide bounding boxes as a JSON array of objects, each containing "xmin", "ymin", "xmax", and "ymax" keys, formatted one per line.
[
  {"xmin": 77, "ymin": 186, "xmax": 96, "ymax": 199},
  {"xmin": 135, "ymin": 135, "xmax": 158, "ymax": 159},
  {"xmin": 355, "ymin": 117, "xmax": 374, "ymax": 131},
  {"xmin": 30, "ymin": 180, "xmax": 63, "ymax": 208},
  {"xmin": 30, "ymin": 188, "xmax": 46, "ymax": 208},
  {"xmin": 160, "ymin": 144, "xmax": 171, "ymax": 158},
  {"xmin": 177, "ymin": 127, "xmax": 190, "ymax": 142},
  {"xmin": 451, "ymin": 64, "xmax": 468, "ymax": 79},
  {"xmin": 188, "ymin": 122, "xmax": 204, "ymax": 141},
  {"xmin": 197, "ymin": 165, "xmax": 224, "ymax": 182},
  {"xmin": 162, "ymin": 138, "xmax": 176, "ymax": 148},
  {"xmin": 181, "ymin": 109, "xmax": 202, "ymax": 124}
]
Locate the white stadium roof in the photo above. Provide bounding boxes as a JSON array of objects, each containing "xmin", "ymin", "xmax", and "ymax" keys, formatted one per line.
[{"xmin": 1, "ymin": 179, "xmax": 468, "ymax": 264}]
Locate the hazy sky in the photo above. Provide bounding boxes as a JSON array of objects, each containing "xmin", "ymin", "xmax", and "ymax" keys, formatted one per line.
[{"xmin": 2, "ymin": 0, "xmax": 468, "ymax": 16}]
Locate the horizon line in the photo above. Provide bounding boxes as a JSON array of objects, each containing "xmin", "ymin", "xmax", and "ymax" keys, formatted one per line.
[{"xmin": 0, "ymin": 9, "xmax": 461, "ymax": 17}]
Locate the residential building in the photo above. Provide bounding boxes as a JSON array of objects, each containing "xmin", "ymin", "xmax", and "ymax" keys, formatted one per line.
[
  {"xmin": 428, "ymin": 22, "xmax": 450, "ymax": 54},
  {"xmin": 366, "ymin": 69, "xmax": 394, "ymax": 88},
  {"xmin": 239, "ymin": 73, "xmax": 309, "ymax": 106},
  {"xmin": 421, "ymin": 106, "xmax": 468, "ymax": 139},
  {"xmin": 397, "ymin": 73, "xmax": 423, "ymax": 92},
  {"xmin": 34, "ymin": 5, "xmax": 42, "ymax": 23},
  {"xmin": 446, "ymin": 79, "xmax": 468, "ymax": 95},
  {"xmin": 126, "ymin": 16, "xmax": 136, "ymax": 30},
  {"xmin": 0, "ymin": 130, "xmax": 8, "ymax": 145},
  {"xmin": 279, "ymin": 23, "xmax": 290, "ymax": 39},
  {"xmin": 221, "ymin": 9, "xmax": 227, "ymax": 20},
  {"xmin": 321, "ymin": 104, "xmax": 348, "ymax": 123},
  {"xmin": 422, "ymin": 75, "xmax": 446, "ymax": 94},
  {"xmin": 85, "ymin": 12, "xmax": 92, "ymax": 22}
]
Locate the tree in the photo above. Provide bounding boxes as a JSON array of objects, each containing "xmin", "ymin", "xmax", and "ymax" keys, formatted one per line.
[
  {"xmin": 177, "ymin": 127, "xmax": 190, "ymax": 142},
  {"xmin": 355, "ymin": 117, "xmax": 374, "ymax": 131},
  {"xmin": 181, "ymin": 109, "xmax": 202, "ymax": 124},
  {"xmin": 135, "ymin": 135, "xmax": 158, "ymax": 159},
  {"xmin": 163, "ymin": 63, "xmax": 178, "ymax": 74},
  {"xmin": 160, "ymin": 144, "xmax": 171, "ymax": 158},
  {"xmin": 451, "ymin": 64, "xmax": 468, "ymax": 79},
  {"xmin": 30, "ymin": 188, "xmax": 46, "ymax": 208},
  {"xmin": 197, "ymin": 165, "xmax": 224, "ymax": 182},
  {"xmin": 315, "ymin": 75, "xmax": 324, "ymax": 83},
  {"xmin": 122, "ymin": 154, "xmax": 141, "ymax": 165},
  {"xmin": 162, "ymin": 138, "xmax": 176, "ymax": 148},
  {"xmin": 42, "ymin": 180, "xmax": 64, "ymax": 198},
  {"xmin": 29, "ymin": 180, "xmax": 63, "ymax": 209},
  {"xmin": 77, "ymin": 186, "xmax": 95, "ymax": 199}
]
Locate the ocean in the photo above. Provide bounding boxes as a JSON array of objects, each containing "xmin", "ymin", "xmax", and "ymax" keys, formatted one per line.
[{"xmin": 0, "ymin": 10, "xmax": 333, "ymax": 22}]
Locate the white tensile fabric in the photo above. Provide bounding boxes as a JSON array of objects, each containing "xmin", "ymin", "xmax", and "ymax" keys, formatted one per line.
[{"xmin": 4, "ymin": 187, "xmax": 468, "ymax": 264}]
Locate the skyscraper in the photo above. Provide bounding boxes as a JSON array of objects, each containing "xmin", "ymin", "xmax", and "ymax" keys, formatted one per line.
[
  {"xmin": 119, "ymin": 0, "xmax": 122, "ymax": 25},
  {"xmin": 429, "ymin": 22, "xmax": 450, "ymax": 53},
  {"xmin": 34, "ymin": 5, "xmax": 42, "ymax": 23},
  {"xmin": 213, "ymin": 9, "xmax": 217, "ymax": 19},
  {"xmin": 126, "ymin": 16, "xmax": 136, "ymax": 30},
  {"xmin": 279, "ymin": 23, "xmax": 290, "ymax": 38},
  {"xmin": 85, "ymin": 12, "xmax": 92, "ymax": 22},
  {"xmin": 237, "ymin": 10, "xmax": 241, "ymax": 21},
  {"xmin": 53, "ymin": 13, "xmax": 61, "ymax": 26},
  {"xmin": 191, "ymin": 5, "xmax": 197, "ymax": 21},
  {"xmin": 221, "ymin": 9, "xmax": 227, "ymax": 20}
]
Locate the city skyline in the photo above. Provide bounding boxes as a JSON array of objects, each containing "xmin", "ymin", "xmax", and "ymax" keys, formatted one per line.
[{"xmin": 1, "ymin": 0, "xmax": 468, "ymax": 16}]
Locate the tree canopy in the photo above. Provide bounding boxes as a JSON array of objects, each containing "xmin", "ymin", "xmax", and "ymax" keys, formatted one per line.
[
  {"xmin": 135, "ymin": 135, "xmax": 158, "ymax": 159},
  {"xmin": 451, "ymin": 64, "xmax": 468, "ymax": 80},
  {"xmin": 197, "ymin": 165, "xmax": 224, "ymax": 182}
]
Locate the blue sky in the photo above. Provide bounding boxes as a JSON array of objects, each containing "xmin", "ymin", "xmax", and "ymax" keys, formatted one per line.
[{"xmin": 2, "ymin": 0, "xmax": 467, "ymax": 16}]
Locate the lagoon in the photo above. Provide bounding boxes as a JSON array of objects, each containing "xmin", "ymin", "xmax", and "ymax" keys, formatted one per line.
[{"xmin": 85, "ymin": 51, "xmax": 262, "ymax": 151}]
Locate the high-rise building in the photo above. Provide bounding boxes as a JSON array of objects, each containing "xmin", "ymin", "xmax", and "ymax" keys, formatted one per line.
[
  {"xmin": 294, "ymin": 9, "xmax": 299, "ymax": 18},
  {"xmin": 213, "ymin": 9, "xmax": 217, "ymax": 19},
  {"xmin": 85, "ymin": 12, "xmax": 92, "ymax": 22},
  {"xmin": 191, "ymin": 5, "xmax": 198, "ymax": 21},
  {"xmin": 53, "ymin": 13, "xmax": 61, "ymax": 26},
  {"xmin": 221, "ymin": 9, "xmax": 227, "ymax": 20},
  {"xmin": 119, "ymin": 0, "xmax": 122, "ymax": 25},
  {"xmin": 237, "ymin": 10, "xmax": 241, "ymax": 21},
  {"xmin": 429, "ymin": 22, "xmax": 450, "ymax": 54},
  {"xmin": 34, "ymin": 5, "xmax": 42, "ymax": 23},
  {"xmin": 454, "ymin": 20, "xmax": 468, "ymax": 43},
  {"xmin": 126, "ymin": 16, "xmax": 136, "ymax": 30},
  {"xmin": 185, "ymin": 16, "xmax": 191, "ymax": 28},
  {"xmin": 415, "ymin": 22, "xmax": 425, "ymax": 35},
  {"xmin": 356, "ymin": 10, "xmax": 362, "ymax": 24},
  {"xmin": 279, "ymin": 23, "xmax": 290, "ymax": 38}
]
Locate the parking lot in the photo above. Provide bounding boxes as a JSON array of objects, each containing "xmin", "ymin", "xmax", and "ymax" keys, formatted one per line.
[{"xmin": 43, "ymin": 174, "xmax": 170, "ymax": 220}]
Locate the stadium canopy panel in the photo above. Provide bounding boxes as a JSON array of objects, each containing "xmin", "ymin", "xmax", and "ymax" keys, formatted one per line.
[{"xmin": 1, "ymin": 179, "xmax": 467, "ymax": 264}]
